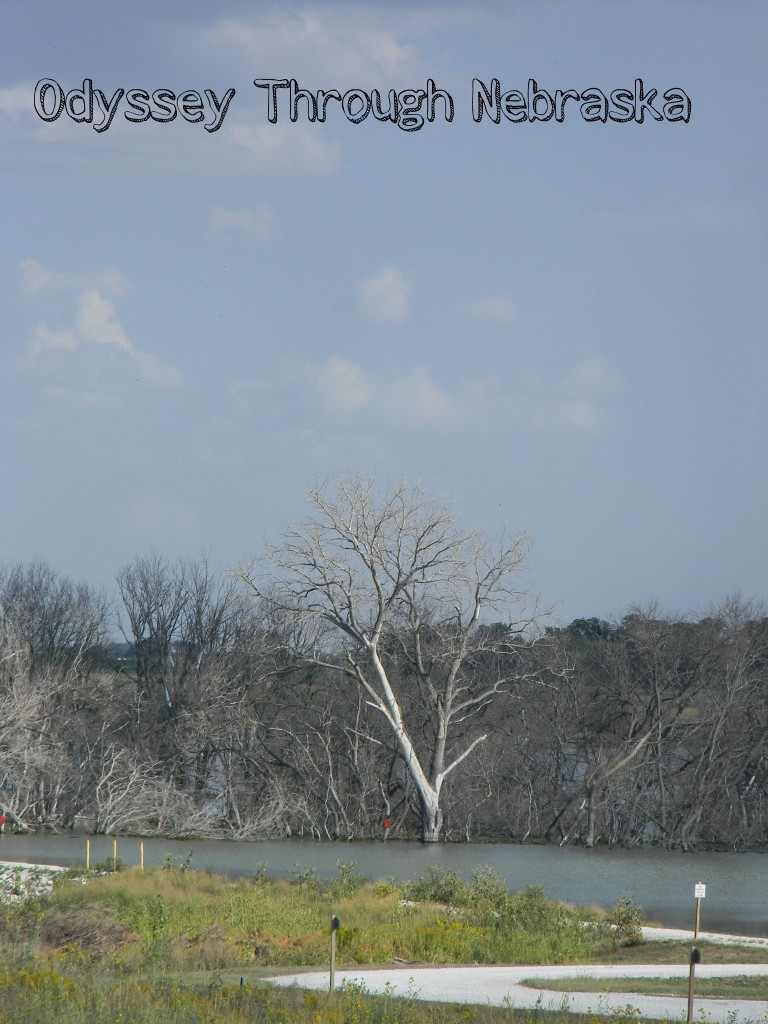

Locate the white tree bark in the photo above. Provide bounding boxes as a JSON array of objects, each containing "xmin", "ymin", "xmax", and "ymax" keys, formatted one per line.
[{"xmin": 236, "ymin": 472, "xmax": 541, "ymax": 842}]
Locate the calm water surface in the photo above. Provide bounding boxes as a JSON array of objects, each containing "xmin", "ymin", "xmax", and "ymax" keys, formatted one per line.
[{"xmin": 1, "ymin": 833, "xmax": 765, "ymax": 936}]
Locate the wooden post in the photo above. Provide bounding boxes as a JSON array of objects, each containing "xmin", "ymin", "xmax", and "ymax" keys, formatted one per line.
[
  {"xmin": 330, "ymin": 915, "xmax": 340, "ymax": 993},
  {"xmin": 113, "ymin": 838, "xmax": 117, "ymax": 870},
  {"xmin": 140, "ymin": 841, "xmax": 145, "ymax": 871},
  {"xmin": 687, "ymin": 947, "xmax": 700, "ymax": 1022},
  {"xmin": 693, "ymin": 882, "xmax": 705, "ymax": 938},
  {"xmin": 86, "ymin": 838, "xmax": 90, "ymax": 871}
]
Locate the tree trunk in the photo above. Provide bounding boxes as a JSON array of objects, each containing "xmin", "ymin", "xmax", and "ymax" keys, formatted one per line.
[
  {"xmin": 585, "ymin": 786, "xmax": 596, "ymax": 848},
  {"xmin": 420, "ymin": 789, "xmax": 443, "ymax": 842}
]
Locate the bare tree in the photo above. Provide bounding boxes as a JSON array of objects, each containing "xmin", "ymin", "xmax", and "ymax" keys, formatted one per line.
[
  {"xmin": 116, "ymin": 554, "xmax": 188, "ymax": 715},
  {"xmin": 0, "ymin": 560, "xmax": 110, "ymax": 675},
  {"xmin": 236, "ymin": 473, "xmax": 541, "ymax": 841},
  {"xmin": 535, "ymin": 604, "xmax": 768, "ymax": 849}
]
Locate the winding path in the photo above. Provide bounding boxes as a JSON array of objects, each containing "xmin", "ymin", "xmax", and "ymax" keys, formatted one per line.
[
  {"xmin": 267, "ymin": 964, "xmax": 768, "ymax": 1021},
  {"xmin": 267, "ymin": 929, "xmax": 768, "ymax": 1022}
]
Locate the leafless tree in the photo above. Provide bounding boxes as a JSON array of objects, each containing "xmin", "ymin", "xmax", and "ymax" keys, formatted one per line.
[
  {"xmin": 0, "ymin": 560, "xmax": 111, "ymax": 674},
  {"xmin": 0, "ymin": 568, "xmax": 113, "ymax": 830},
  {"xmin": 235, "ymin": 473, "xmax": 542, "ymax": 841}
]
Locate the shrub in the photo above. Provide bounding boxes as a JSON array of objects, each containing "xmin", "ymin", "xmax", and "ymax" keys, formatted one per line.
[
  {"xmin": 251, "ymin": 862, "xmax": 269, "ymax": 885},
  {"xmin": 161, "ymin": 852, "xmax": 193, "ymax": 873},
  {"xmin": 406, "ymin": 866, "xmax": 472, "ymax": 906},
  {"xmin": 471, "ymin": 866, "xmax": 510, "ymax": 912},
  {"xmin": 331, "ymin": 860, "xmax": 367, "ymax": 898},
  {"xmin": 289, "ymin": 865, "xmax": 323, "ymax": 892},
  {"xmin": 609, "ymin": 893, "xmax": 645, "ymax": 946},
  {"xmin": 369, "ymin": 878, "xmax": 402, "ymax": 898}
]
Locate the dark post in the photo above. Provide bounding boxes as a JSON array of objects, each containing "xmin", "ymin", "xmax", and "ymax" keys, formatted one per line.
[
  {"xmin": 687, "ymin": 946, "xmax": 701, "ymax": 1023},
  {"xmin": 330, "ymin": 914, "xmax": 340, "ymax": 992}
]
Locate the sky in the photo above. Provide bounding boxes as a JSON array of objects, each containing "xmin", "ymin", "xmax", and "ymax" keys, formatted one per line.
[{"xmin": 2, "ymin": 1, "xmax": 766, "ymax": 626}]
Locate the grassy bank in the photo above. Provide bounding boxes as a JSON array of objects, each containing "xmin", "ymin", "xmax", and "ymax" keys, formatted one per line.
[
  {"xmin": 0, "ymin": 860, "xmax": 755, "ymax": 1023},
  {"xmin": 0, "ymin": 862, "xmax": 643, "ymax": 971}
]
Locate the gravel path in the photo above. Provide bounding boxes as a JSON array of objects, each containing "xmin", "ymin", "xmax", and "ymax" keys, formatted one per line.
[
  {"xmin": 642, "ymin": 926, "xmax": 768, "ymax": 949},
  {"xmin": 267, "ymin": 948, "xmax": 768, "ymax": 1022}
]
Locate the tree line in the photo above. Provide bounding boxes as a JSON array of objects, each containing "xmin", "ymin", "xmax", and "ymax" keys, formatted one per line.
[{"xmin": 1, "ymin": 474, "xmax": 766, "ymax": 847}]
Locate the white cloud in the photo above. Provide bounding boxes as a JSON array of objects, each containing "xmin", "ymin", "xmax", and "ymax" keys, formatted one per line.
[
  {"xmin": 132, "ymin": 351, "xmax": 187, "ymax": 389},
  {"xmin": 205, "ymin": 202, "xmax": 280, "ymax": 246},
  {"xmin": 20, "ymin": 259, "xmax": 71, "ymax": 296},
  {"xmin": 76, "ymin": 289, "xmax": 133, "ymax": 352},
  {"xmin": 387, "ymin": 366, "xmax": 454, "ymax": 426},
  {"xmin": 29, "ymin": 323, "xmax": 78, "ymax": 353},
  {"xmin": 3, "ymin": 8, "xmax": 459, "ymax": 178},
  {"xmin": 300, "ymin": 351, "xmax": 622, "ymax": 436},
  {"xmin": 455, "ymin": 295, "xmax": 517, "ymax": 326},
  {"xmin": 20, "ymin": 258, "xmax": 130, "ymax": 297},
  {"xmin": 2, "ymin": 81, "xmax": 342, "ymax": 178},
  {"xmin": 227, "ymin": 121, "xmax": 342, "ymax": 176},
  {"xmin": 527, "ymin": 399, "xmax": 600, "ymax": 434},
  {"xmin": 357, "ymin": 264, "xmax": 412, "ymax": 324},
  {"xmin": 0, "ymin": 84, "xmax": 29, "ymax": 121},
  {"xmin": 516, "ymin": 354, "xmax": 623, "ymax": 433},
  {"xmin": 205, "ymin": 11, "xmax": 429, "ymax": 90},
  {"xmin": 310, "ymin": 357, "xmax": 488, "ymax": 431},
  {"xmin": 225, "ymin": 378, "xmax": 273, "ymax": 416},
  {"xmin": 562, "ymin": 355, "xmax": 623, "ymax": 398},
  {"xmin": 316, "ymin": 356, "xmax": 372, "ymax": 413},
  {"xmin": 21, "ymin": 260, "xmax": 185, "ymax": 390}
]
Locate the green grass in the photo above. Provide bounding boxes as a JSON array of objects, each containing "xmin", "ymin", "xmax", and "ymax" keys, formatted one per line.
[
  {"xmin": 1, "ymin": 863, "xmax": 641, "ymax": 972},
  {"xmin": 0, "ymin": 967, "xmax": 717, "ymax": 1024},
  {"xmin": 1, "ymin": 967, "xmax": 763, "ymax": 1024},
  {"xmin": 603, "ymin": 941, "xmax": 768, "ymax": 966},
  {"xmin": 0, "ymin": 862, "xmax": 762, "ymax": 1024},
  {"xmin": 521, "ymin": 974, "xmax": 768, "ymax": 1000}
]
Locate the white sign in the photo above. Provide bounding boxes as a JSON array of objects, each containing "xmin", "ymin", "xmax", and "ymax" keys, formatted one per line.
[{"xmin": 695, "ymin": 882, "xmax": 706, "ymax": 899}]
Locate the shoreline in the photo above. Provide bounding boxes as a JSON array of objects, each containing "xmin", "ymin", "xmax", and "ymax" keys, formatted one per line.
[{"xmin": 1, "ymin": 861, "xmax": 766, "ymax": 949}]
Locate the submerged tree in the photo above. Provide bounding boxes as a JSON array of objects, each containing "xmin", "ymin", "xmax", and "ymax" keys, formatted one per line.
[{"xmin": 236, "ymin": 473, "xmax": 542, "ymax": 841}]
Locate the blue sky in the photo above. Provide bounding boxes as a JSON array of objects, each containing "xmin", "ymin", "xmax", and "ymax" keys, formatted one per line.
[{"xmin": 2, "ymin": 1, "xmax": 766, "ymax": 624}]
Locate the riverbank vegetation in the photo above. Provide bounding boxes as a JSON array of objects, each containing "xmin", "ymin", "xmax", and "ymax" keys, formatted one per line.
[
  {"xmin": 0, "ymin": 864, "xmax": 645, "ymax": 973},
  {"xmin": 0, "ymin": 862, "xmax": 711, "ymax": 1024},
  {"xmin": 1, "ymin": 475, "xmax": 766, "ymax": 848}
]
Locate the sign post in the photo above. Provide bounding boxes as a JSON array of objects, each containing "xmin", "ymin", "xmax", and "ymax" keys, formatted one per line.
[
  {"xmin": 693, "ymin": 882, "xmax": 706, "ymax": 938},
  {"xmin": 687, "ymin": 946, "xmax": 701, "ymax": 1022},
  {"xmin": 329, "ymin": 914, "xmax": 340, "ymax": 993}
]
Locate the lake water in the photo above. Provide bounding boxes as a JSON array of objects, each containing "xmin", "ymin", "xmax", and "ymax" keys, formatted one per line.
[{"xmin": 1, "ymin": 833, "xmax": 765, "ymax": 936}]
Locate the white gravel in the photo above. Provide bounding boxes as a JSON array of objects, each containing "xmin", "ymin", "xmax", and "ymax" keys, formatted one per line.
[
  {"xmin": 642, "ymin": 925, "xmax": 768, "ymax": 949},
  {"xmin": 0, "ymin": 861, "xmax": 66, "ymax": 902}
]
